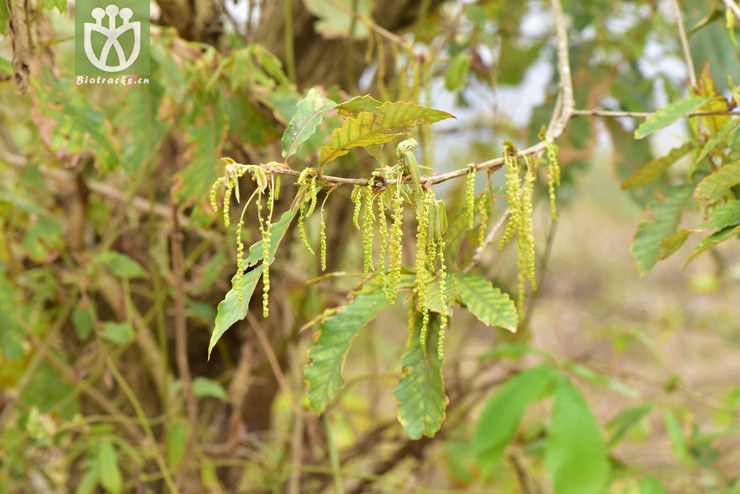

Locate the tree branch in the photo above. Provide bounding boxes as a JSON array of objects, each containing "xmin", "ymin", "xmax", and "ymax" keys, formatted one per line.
[{"xmin": 670, "ymin": 0, "xmax": 697, "ymax": 88}]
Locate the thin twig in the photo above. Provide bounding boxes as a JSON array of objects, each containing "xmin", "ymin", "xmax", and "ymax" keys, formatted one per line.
[
  {"xmin": 465, "ymin": 208, "xmax": 509, "ymax": 273},
  {"xmin": 171, "ymin": 203, "xmax": 199, "ymax": 487},
  {"xmin": 670, "ymin": 0, "xmax": 697, "ymax": 87}
]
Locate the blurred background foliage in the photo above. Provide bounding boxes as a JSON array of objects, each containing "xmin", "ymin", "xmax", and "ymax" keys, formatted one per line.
[{"xmin": 0, "ymin": 0, "xmax": 739, "ymax": 492}]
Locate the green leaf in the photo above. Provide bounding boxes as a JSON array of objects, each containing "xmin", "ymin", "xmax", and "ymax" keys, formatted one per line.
[
  {"xmin": 0, "ymin": 57, "xmax": 10, "ymax": 76},
  {"xmin": 607, "ymin": 402, "xmax": 655, "ymax": 447},
  {"xmin": 621, "ymin": 142, "xmax": 693, "ymax": 189},
  {"xmin": 98, "ymin": 440, "xmax": 123, "ymax": 494},
  {"xmin": 691, "ymin": 118, "xmax": 740, "ymax": 171},
  {"xmin": 72, "ymin": 306, "xmax": 94, "ymax": 341},
  {"xmin": 424, "ymin": 273, "xmax": 454, "ymax": 314},
  {"xmin": 377, "ymin": 101, "xmax": 454, "ymax": 130},
  {"xmin": 685, "ymin": 225, "xmax": 740, "ymax": 266},
  {"xmin": 546, "ymin": 380, "xmax": 609, "ymax": 494},
  {"xmin": 209, "ymin": 209, "xmax": 297, "ymax": 358},
  {"xmin": 394, "ymin": 313, "xmax": 447, "ymax": 439},
  {"xmin": 445, "ymin": 53, "xmax": 472, "ymax": 92},
  {"xmin": 695, "ymin": 200, "xmax": 740, "ymax": 230},
  {"xmin": 640, "ymin": 476, "xmax": 668, "ymax": 494},
  {"xmin": 473, "ymin": 365, "xmax": 555, "ymax": 468},
  {"xmin": 631, "ymin": 185, "xmax": 693, "ymax": 273},
  {"xmin": 165, "ymin": 419, "xmax": 188, "ymax": 469},
  {"xmin": 634, "ymin": 97, "xmax": 711, "ymax": 139},
  {"xmin": 305, "ymin": 281, "xmax": 391, "ymax": 413},
  {"xmin": 335, "ymin": 95, "xmax": 382, "ymax": 116},
  {"xmin": 659, "ymin": 229, "xmax": 691, "ymax": 260},
  {"xmin": 303, "ymin": 0, "xmax": 371, "ymax": 38},
  {"xmin": 694, "ymin": 162, "xmax": 740, "ymax": 200},
  {"xmin": 192, "ymin": 377, "xmax": 228, "ymax": 400},
  {"xmin": 281, "ymin": 88, "xmax": 336, "ymax": 159},
  {"xmin": 318, "ymin": 112, "xmax": 402, "ymax": 164},
  {"xmin": 663, "ymin": 410, "xmax": 691, "ymax": 463},
  {"xmin": 96, "ymin": 251, "xmax": 147, "ymax": 280},
  {"xmin": 175, "ymin": 113, "xmax": 227, "ymax": 206},
  {"xmin": 101, "ymin": 322, "xmax": 135, "ymax": 346},
  {"xmin": 455, "ymin": 272, "xmax": 518, "ymax": 332}
]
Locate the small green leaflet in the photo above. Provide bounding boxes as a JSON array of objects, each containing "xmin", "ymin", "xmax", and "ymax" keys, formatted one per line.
[
  {"xmin": 209, "ymin": 209, "xmax": 297, "ymax": 358},
  {"xmin": 305, "ymin": 280, "xmax": 391, "ymax": 413},
  {"xmin": 96, "ymin": 251, "xmax": 147, "ymax": 280},
  {"xmin": 445, "ymin": 52, "xmax": 472, "ymax": 92},
  {"xmin": 281, "ymin": 88, "xmax": 336, "ymax": 159},
  {"xmin": 620, "ymin": 142, "xmax": 692, "ymax": 189},
  {"xmin": 102, "ymin": 322, "xmax": 135, "ymax": 346},
  {"xmin": 165, "ymin": 420, "xmax": 188, "ymax": 469},
  {"xmin": 473, "ymin": 365, "xmax": 555, "ymax": 473},
  {"xmin": 607, "ymin": 402, "xmax": 655, "ymax": 447},
  {"xmin": 634, "ymin": 97, "xmax": 711, "ymax": 139},
  {"xmin": 98, "ymin": 440, "xmax": 123, "ymax": 494},
  {"xmin": 334, "ymin": 94, "xmax": 382, "ymax": 116},
  {"xmin": 694, "ymin": 162, "xmax": 740, "ymax": 200},
  {"xmin": 695, "ymin": 200, "xmax": 740, "ymax": 230},
  {"xmin": 545, "ymin": 379, "xmax": 609, "ymax": 494},
  {"xmin": 455, "ymin": 272, "xmax": 518, "ymax": 332},
  {"xmin": 393, "ymin": 314, "xmax": 447, "ymax": 439},
  {"xmin": 663, "ymin": 409, "xmax": 691, "ymax": 463},
  {"xmin": 192, "ymin": 376, "xmax": 228, "ymax": 400},
  {"xmin": 630, "ymin": 185, "xmax": 693, "ymax": 273},
  {"xmin": 659, "ymin": 229, "xmax": 691, "ymax": 260},
  {"xmin": 640, "ymin": 477, "xmax": 668, "ymax": 494}
]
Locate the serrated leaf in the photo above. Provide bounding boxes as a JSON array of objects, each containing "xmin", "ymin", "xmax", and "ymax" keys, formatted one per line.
[
  {"xmin": 685, "ymin": 225, "xmax": 740, "ymax": 266},
  {"xmin": 98, "ymin": 440, "xmax": 123, "ymax": 494},
  {"xmin": 473, "ymin": 365, "xmax": 555, "ymax": 469},
  {"xmin": 377, "ymin": 101, "xmax": 454, "ymax": 130},
  {"xmin": 659, "ymin": 229, "xmax": 691, "ymax": 260},
  {"xmin": 694, "ymin": 162, "xmax": 740, "ymax": 199},
  {"xmin": 209, "ymin": 209, "xmax": 297, "ymax": 358},
  {"xmin": 96, "ymin": 251, "xmax": 147, "ymax": 279},
  {"xmin": 695, "ymin": 200, "xmax": 740, "ymax": 230},
  {"xmin": 305, "ymin": 280, "xmax": 391, "ymax": 413},
  {"xmin": 281, "ymin": 88, "xmax": 336, "ymax": 159},
  {"xmin": 335, "ymin": 95, "xmax": 382, "ymax": 116},
  {"xmin": 445, "ymin": 53, "xmax": 472, "ymax": 92},
  {"xmin": 546, "ymin": 380, "xmax": 609, "ymax": 494},
  {"xmin": 607, "ymin": 402, "xmax": 655, "ymax": 447},
  {"xmin": 634, "ymin": 97, "xmax": 711, "ymax": 139},
  {"xmin": 394, "ymin": 314, "xmax": 447, "ymax": 439},
  {"xmin": 631, "ymin": 185, "xmax": 693, "ymax": 273},
  {"xmin": 192, "ymin": 377, "xmax": 228, "ymax": 400},
  {"xmin": 424, "ymin": 273, "xmax": 454, "ymax": 314},
  {"xmin": 455, "ymin": 272, "xmax": 518, "ymax": 332},
  {"xmin": 691, "ymin": 118, "xmax": 740, "ymax": 172},
  {"xmin": 694, "ymin": 64, "xmax": 732, "ymax": 136},
  {"xmin": 621, "ymin": 142, "xmax": 693, "ymax": 189},
  {"xmin": 318, "ymin": 112, "xmax": 402, "ymax": 164}
]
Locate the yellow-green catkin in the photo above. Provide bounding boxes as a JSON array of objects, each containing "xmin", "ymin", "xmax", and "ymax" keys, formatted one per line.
[
  {"xmin": 478, "ymin": 176, "xmax": 492, "ymax": 246},
  {"xmin": 516, "ymin": 156, "xmax": 537, "ymax": 311},
  {"xmin": 273, "ymin": 175, "xmax": 281, "ymax": 201},
  {"xmin": 262, "ymin": 179, "xmax": 277, "ymax": 318},
  {"xmin": 297, "ymin": 176, "xmax": 318, "ymax": 255},
  {"xmin": 415, "ymin": 190, "xmax": 434, "ymax": 352},
  {"xmin": 362, "ymin": 182, "xmax": 376, "ymax": 277},
  {"xmin": 437, "ymin": 237, "xmax": 448, "ymax": 361},
  {"xmin": 210, "ymin": 177, "xmax": 225, "ymax": 214},
  {"xmin": 385, "ymin": 185, "xmax": 404, "ymax": 302},
  {"xmin": 351, "ymin": 185, "xmax": 362, "ymax": 230},
  {"xmin": 545, "ymin": 140, "xmax": 561, "ymax": 220},
  {"xmin": 319, "ymin": 194, "xmax": 329, "ymax": 272},
  {"xmin": 466, "ymin": 165, "xmax": 476, "ymax": 229},
  {"xmin": 377, "ymin": 191, "xmax": 388, "ymax": 278},
  {"xmin": 499, "ymin": 151, "xmax": 522, "ymax": 249},
  {"xmin": 236, "ymin": 216, "xmax": 245, "ymax": 304},
  {"xmin": 223, "ymin": 180, "xmax": 235, "ymax": 227}
]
